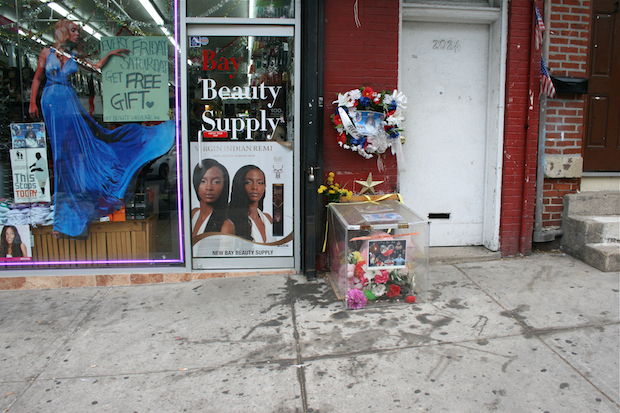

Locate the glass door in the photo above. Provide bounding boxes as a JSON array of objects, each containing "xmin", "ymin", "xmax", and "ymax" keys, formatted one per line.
[{"xmin": 186, "ymin": 25, "xmax": 296, "ymax": 270}]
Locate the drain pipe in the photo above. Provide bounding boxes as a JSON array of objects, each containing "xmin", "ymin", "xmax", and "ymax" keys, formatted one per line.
[{"xmin": 534, "ymin": 0, "xmax": 563, "ymax": 242}]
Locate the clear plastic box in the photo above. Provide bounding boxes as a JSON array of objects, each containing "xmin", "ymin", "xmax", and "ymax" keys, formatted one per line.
[{"xmin": 327, "ymin": 200, "xmax": 429, "ymax": 309}]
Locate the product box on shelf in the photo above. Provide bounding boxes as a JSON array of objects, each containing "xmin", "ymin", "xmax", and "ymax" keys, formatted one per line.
[{"xmin": 327, "ymin": 199, "xmax": 429, "ymax": 309}]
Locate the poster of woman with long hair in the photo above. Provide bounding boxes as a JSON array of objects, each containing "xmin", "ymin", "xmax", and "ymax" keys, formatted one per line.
[
  {"xmin": 190, "ymin": 142, "xmax": 293, "ymax": 259},
  {"xmin": 0, "ymin": 225, "xmax": 32, "ymax": 261}
]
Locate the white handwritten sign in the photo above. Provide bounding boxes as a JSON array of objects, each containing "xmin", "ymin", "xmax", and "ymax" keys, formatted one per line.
[{"xmin": 101, "ymin": 36, "xmax": 170, "ymax": 122}]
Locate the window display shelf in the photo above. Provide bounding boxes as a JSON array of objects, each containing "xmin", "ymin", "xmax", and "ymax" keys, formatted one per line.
[
  {"xmin": 328, "ymin": 200, "xmax": 429, "ymax": 309},
  {"xmin": 29, "ymin": 214, "xmax": 157, "ymax": 266}
]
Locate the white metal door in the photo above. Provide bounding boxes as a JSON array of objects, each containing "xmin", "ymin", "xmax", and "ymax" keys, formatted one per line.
[{"xmin": 400, "ymin": 21, "xmax": 490, "ymax": 246}]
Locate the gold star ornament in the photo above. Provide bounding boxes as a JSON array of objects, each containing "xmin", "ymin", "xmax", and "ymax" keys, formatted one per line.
[{"xmin": 355, "ymin": 173, "xmax": 384, "ymax": 195}]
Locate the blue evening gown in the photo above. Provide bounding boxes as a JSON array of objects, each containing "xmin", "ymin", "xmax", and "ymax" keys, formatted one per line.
[{"xmin": 40, "ymin": 48, "xmax": 175, "ymax": 237}]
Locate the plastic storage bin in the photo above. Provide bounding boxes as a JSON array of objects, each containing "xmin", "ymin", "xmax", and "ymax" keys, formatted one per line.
[{"xmin": 327, "ymin": 199, "xmax": 429, "ymax": 309}]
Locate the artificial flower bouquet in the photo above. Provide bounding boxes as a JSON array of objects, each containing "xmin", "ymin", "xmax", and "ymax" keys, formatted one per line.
[
  {"xmin": 344, "ymin": 247, "xmax": 416, "ymax": 310},
  {"xmin": 327, "ymin": 200, "xmax": 429, "ymax": 310},
  {"xmin": 332, "ymin": 86, "xmax": 407, "ymax": 159},
  {"xmin": 318, "ymin": 172, "xmax": 353, "ymax": 203}
]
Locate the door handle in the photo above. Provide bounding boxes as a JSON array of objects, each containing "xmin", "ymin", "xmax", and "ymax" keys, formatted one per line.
[{"xmin": 308, "ymin": 166, "xmax": 321, "ymax": 182}]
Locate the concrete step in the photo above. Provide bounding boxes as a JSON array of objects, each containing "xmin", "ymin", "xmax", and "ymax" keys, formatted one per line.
[
  {"xmin": 564, "ymin": 191, "xmax": 620, "ymax": 215},
  {"xmin": 583, "ymin": 243, "xmax": 620, "ymax": 273},
  {"xmin": 561, "ymin": 215, "xmax": 620, "ymax": 272},
  {"xmin": 562, "ymin": 215, "xmax": 620, "ymax": 245},
  {"xmin": 559, "ymin": 191, "xmax": 619, "ymax": 272}
]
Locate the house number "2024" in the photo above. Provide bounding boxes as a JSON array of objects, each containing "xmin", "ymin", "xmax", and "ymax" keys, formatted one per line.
[{"xmin": 433, "ymin": 40, "xmax": 461, "ymax": 52}]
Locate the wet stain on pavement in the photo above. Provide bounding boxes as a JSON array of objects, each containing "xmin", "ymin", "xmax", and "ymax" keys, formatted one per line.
[
  {"xmin": 444, "ymin": 298, "xmax": 467, "ymax": 310},
  {"xmin": 416, "ymin": 314, "xmax": 454, "ymax": 328},
  {"xmin": 288, "ymin": 277, "xmax": 336, "ymax": 309},
  {"xmin": 331, "ymin": 311, "xmax": 350, "ymax": 320}
]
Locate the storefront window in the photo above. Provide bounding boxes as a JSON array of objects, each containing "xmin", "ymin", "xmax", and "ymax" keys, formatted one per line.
[
  {"xmin": 0, "ymin": 0, "xmax": 183, "ymax": 268},
  {"xmin": 187, "ymin": 0, "xmax": 294, "ymax": 19},
  {"xmin": 187, "ymin": 34, "xmax": 294, "ymax": 268}
]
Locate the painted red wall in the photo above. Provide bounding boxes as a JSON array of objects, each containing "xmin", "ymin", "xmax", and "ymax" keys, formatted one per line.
[
  {"xmin": 500, "ymin": 0, "xmax": 541, "ymax": 256},
  {"xmin": 322, "ymin": 0, "xmax": 400, "ymax": 193}
]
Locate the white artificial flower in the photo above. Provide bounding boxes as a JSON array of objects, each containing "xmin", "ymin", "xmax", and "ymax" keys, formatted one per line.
[
  {"xmin": 372, "ymin": 284, "xmax": 387, "ymax": 297},
  {"xmin": 349, "ymin": 88, "xmax": 362, "ymax": 100},
  {"xmin": 333, "ymin": 93, "xmax": 348, "ymax": 107},
  {"xmin": 386, "ymin": 108, "xmax": 405, "ymax": 126},
  {"xmin": 389, "ymin": 89, "xmax": 407, "ymax": 109}
]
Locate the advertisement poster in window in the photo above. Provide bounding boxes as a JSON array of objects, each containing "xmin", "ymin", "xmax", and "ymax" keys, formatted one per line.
[
  {"xmin": 10, "ymin": 123, "xmax": 46, "ymax": 149},
  {"xmin": 9, "ymin": 148, "xmax": 50, "ymax": 203},
  {"xmin": 190, "ymin": 141, "xmax": 293, "ymax": 258},
  {"xmin": 0, "ymin": 225, "xmax": 32, "ymax": 261}
]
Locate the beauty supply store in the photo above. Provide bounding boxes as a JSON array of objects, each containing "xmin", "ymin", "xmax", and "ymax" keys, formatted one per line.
[{"xmin": 0, "ymin": 0, "xmax": 306, "ymax": 275}]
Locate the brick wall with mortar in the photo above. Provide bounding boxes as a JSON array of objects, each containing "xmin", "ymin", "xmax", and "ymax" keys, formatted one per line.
[
  {"xmin": 500, "ymin": 0, "xmax": 541, "ymax": 256},
  {"xmin": 541, "ymin": 0, "xmax": 590, "ymax": 230}
]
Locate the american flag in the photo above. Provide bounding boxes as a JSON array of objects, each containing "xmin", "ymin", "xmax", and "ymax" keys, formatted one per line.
[
  {"xmin": 540, "ymin": 57, "xmax": 556, "ymax": 98},
  {"xmin": 535, "ymin": 4, "xmax": 545, "ymax": 50}
]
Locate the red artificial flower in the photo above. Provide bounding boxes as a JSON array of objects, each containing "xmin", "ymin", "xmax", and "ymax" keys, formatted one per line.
[
  {"xmin": 386, "ymin": 284, "xmax": 401, "ymax": 298},
  {"xmin": 375, "ymin": 270, "xmax": 389, "ymax": 284},
  {"xmin": 337, "ymin": 133, "xmax": 347, "ymax": 144},
  {"xmin": 362, "ymin": 86, "xmax": 374, "ymax": 98},
  {"xmin": 354, "ymin": 260, "xmax": 366, "ymax": 279},
  {"xmin": 387, "ymin": 109, "xmax": 396, "ymax": 117},
  {"xmin": 333, "ymin": 114, "xmax": 342, "ymax": 126},
  {"xmin": 405, "ymin": 295, "xmax": 416, "ymax": 303}
]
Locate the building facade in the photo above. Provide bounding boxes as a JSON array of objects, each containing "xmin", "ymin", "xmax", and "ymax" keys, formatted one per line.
[{"xmin": 0, "ymin": 0, "xmax": 616, "ymax": 288}]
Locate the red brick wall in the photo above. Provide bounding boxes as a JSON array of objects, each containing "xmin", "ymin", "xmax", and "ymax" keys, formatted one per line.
[
  {"xmin": 322, "ymin": 0, "xmax": 399, "ymax": 192},
  {"xmin": 500, "ymin": 0, "xmax": 541, "ymax": 256},
  {"xmin": 543, "ymin": 179, "xmax": 581, "ymax": 227},
  {"xmin": 542, "ymin": 0, "xmax": 590, "ymax": 230}
]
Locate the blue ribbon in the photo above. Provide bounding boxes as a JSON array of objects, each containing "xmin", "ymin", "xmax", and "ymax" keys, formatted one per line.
[{"xmin": 350, "ymin": 136, "xmax": 367, "ymax": 147}]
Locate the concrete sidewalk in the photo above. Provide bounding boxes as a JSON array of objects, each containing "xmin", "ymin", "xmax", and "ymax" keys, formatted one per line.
[{"xmin": 1, "ymin": 252, "xmax": 618, "ymax": 412}]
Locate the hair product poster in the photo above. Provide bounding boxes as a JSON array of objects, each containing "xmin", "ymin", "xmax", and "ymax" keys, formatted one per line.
[
  {"xmin": 0, "ymin": 225, "xmax": 32, "ymax": 261},
  {"xmin": 190, "ymin": 141, "xmax": 293, "ymax": 258},
  {"xmin": 9, "ymin": 148, "xmax": 51, "ymax": 203}
]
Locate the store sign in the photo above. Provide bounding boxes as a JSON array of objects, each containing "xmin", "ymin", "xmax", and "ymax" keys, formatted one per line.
[
  {"xmin": 9, "ymin": 148, "xmax": 50, "ymax": 203},
  {"xmin": 198, "ymin": 79, "xmax": 284, "ymax": 140},
  {"xmin": 202, "ymin": 50, "xmax": 242, "ymax": 79},
  {"xmin": 190, "ymin": 142, "xmax": 293, "ymax": 258},
  {"xmin": 101, "ymin": 36, "xmax": 170, "ymax": 122}
]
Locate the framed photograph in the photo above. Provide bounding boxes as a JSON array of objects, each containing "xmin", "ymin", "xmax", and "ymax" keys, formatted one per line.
[{"xmin": 367, "ymin": 237, "xmax": 407, "ymax": 270}]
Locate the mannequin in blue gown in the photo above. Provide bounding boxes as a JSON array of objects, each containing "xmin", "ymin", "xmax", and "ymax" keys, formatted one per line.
[{"xmin": 29, "ymin": 19, "xmax": 175, "ymax": 238}]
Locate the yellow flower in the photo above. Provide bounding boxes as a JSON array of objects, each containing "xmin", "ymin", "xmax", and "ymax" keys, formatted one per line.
[
  {"xmin": 328, "ymin": 172, "xmax": 335, "ymax": 177},
  {"xmin": 329, "ymin": 189, "xmax": 335, "ymax": 194},
  {"xmin": 353, "ymin": 251, "xmax": 363, "ymax": 261}
]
